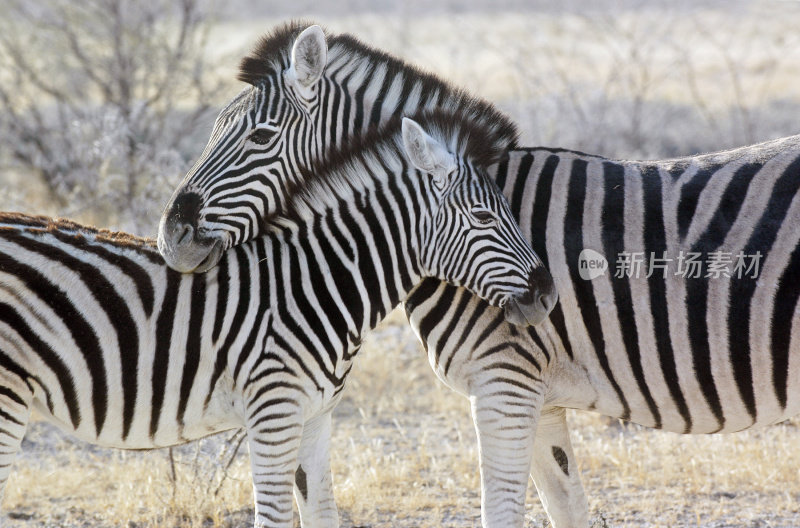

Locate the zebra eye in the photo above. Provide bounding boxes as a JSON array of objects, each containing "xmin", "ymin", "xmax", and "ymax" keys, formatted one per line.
[
  {"xmin": 248, "ymin": 128, "xmax": 276, "ymax": 145},
  {"xmin": 471, "ymin": 207, "xmax": 497, "ymax": 225}
]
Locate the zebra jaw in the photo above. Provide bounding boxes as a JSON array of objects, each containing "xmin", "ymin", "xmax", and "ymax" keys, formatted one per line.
[
  {"xmin": 504, "ymin": 296, "xmax": 549, "ymax": 327},
  {"xmin": 187, "ymin": 238, "xmax": 224, "ymax": 273}
]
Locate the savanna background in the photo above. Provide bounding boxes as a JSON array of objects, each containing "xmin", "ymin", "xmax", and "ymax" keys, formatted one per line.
[{"xmin": 2, "ymin": 0, "xmax": 800, "ymax": 526}]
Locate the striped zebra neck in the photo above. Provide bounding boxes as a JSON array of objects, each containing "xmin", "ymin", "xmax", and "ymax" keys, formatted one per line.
[
  {"xmin": 239, "ymin": 21, "xmax": 515, "ymax": 139},
  {"xmin": 264, "ymin": 200, "xmax": 422, "ymax": 345},
  {"xmin": 323, "ymin": 33, "xmax": 518, "ymax": 147},
  {"xmin": 236, "ymin": 21, "xmax": 519, "ymax": 165},
  {"xmin": 261, "ymin": 144, "xmax": 429, "ymax": 340}
]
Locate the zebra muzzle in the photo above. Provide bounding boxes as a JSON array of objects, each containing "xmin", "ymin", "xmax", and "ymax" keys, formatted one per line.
[
  {"xmin": 158, "ymin": 195, "xmax": 225, "ymax": 273},
  {"xmin": 503, "ymin": 267, "xmax": 558, "ymax": 326}
]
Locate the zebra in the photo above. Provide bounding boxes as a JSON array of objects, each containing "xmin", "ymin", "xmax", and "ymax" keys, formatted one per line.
[
  {"xmin": 0, "ymin": 110, "xmax": 556, "ymax": 527},
  {"xmin": 157, "ymin": 22, "xmax": 800, "ymax": 527}
]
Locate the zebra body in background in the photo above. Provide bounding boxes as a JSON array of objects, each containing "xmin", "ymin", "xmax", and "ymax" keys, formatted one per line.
[
  {"xmin": 406, "ymin": 136, "xmax": 800, "ymax": 526},
  {"xmin": 0, "ymin": 112, "xmax": 554, "ymax": 528},
  {"xmin": 158, "ymin": 22, "xmax": 800, "ymax": 527}
]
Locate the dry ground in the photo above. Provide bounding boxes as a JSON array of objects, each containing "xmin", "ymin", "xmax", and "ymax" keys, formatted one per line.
[{"xmin": 3, "ymin": 309, "xmax": 800, "ymax": 528}]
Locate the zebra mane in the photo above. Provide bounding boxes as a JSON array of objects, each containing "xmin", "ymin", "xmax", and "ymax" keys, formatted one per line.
[
  {"xmin": 273, "ymin": 108, "xmax": 516, "ymax": 227},
  {"xmin": 0, "ymin": 212, "xmax": 158, "ymax": 251},
  {"xmin": 237, "ymin": 21, "xmax": 518, "ymax": 147}
]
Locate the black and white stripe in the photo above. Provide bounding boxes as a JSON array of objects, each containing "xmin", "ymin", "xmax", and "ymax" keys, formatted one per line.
[
  {"xmin": 157, "ymin": 22, "xmax": 800, "ymax": 527},
  {"xmin": 0, "ymin": 111, "xmax": 550, "ymax": 527}
]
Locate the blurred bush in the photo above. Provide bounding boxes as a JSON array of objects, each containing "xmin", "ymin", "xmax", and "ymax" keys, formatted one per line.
[
  {"xmin": 486, "ymin": 3, "xmax": 800, "ymax": 158},
  {"xmin": 0, "ymin": 0, "xmax": 226, "ymax": 234},
  {"xmin": 2, "ymin": 0, "xmax": 800, "ymax": 232},
  {"xmin": 352, "ymin": 1, "xmax": 800, "ymax": 159}
]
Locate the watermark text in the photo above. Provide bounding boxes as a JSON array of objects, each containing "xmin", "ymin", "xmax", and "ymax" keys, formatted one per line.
[{"xmin": 578, "ymin": 249, "xmax": 762, "ymax": 280}]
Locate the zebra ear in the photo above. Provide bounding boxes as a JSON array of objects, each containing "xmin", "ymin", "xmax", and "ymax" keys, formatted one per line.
[
  {"xmin": 401, "ymin": 117, "xmax": 456, "ymax": 188},
  {"xmin": 287, "ymin": 25, "xmax": 327, "ymax": 99}
]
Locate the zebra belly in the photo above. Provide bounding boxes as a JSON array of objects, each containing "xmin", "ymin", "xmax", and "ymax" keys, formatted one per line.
[
  {"xmin": 29, "ymin": 374, "xmax": 244, "ymax": 449},
  {"xmin": 550, "ymin": 361, "xmax": 799, "ymax": 435},
  {"xmin": 553, "ymin": 333, "xmax": 800, "ymax": 435},
  {"xmin": 545, "ymin": 230, "xmax": 800, "ymax": 433}
]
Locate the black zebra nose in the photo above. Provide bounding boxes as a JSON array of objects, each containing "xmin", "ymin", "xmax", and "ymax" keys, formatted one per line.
[
  {"xmin": 176, "ymin": 223, "xmax": 194, "ymax": 246},
  {"xmin": 167, "ymin": 191, "xmax": 203, "ymax": 230},
  {"xmin": 160, "ymin": 192, "xmax": 203, "ymax": 250},
  {"xmin": 534, "ymin": 267, "xmax": 558, "ymax": 315}
]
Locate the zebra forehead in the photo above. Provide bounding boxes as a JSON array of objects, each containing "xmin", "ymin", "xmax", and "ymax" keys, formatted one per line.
[{"xmin": 212, "ymin": 88, "xmax": 259, "ymax": 130}]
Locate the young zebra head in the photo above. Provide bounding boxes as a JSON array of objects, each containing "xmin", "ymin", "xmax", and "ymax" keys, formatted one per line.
[
  {"xmin": 158, "ymin": 22, "xmax": 519, "ymax": 275},
  {"xmin": 284, "ymin": 109, "xmax": 557, "ymax": 326}
]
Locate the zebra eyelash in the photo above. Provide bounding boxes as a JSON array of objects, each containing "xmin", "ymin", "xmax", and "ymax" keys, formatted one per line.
[
  {"xmin": 470, "ymin": 206, "xmax": 498, "ymax": 225},
  {"xmin": 247, "ymin": 123, "xmax": 281, "ymax": 145}
]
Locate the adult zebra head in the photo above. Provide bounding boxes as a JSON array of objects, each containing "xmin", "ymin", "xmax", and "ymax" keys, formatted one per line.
[{"xmin": 158, "ymin": 24, "xmax": 330, "ymax": 273}]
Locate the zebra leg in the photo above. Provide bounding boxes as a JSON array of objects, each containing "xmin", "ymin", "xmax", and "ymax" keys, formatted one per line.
[
  {"xmin": 294, "ymin": 412, "xmax": 338, "ymax": 528},
  {"xmin": 0, "ymin": 375, "xmax": 32, "ymax": 507},
  {"xmin": 246, "ymin": 408, "xmax": 305, "ymax": 528},
  {"xmin": 470, "ymin": 388, "xmax": 541, "ymax": 528},
  {"xmin": 529, "ymin": 407, "xmax": 589, "ymax": 528}
]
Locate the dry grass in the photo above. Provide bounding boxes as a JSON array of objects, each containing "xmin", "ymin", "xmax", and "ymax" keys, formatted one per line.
[
  {"xmin": 329, "ymin": 310, "xmax": 482, "ymax": 527},
  {"xmin": 4, "ymin": 429, "xmax": 253, "ymax": 527},
  {"xmin": 4, "ymin": 309, "xmax": 800, "ymax": 527},
  {"xmin": 571, "ymin": 412, "xmax": 800, "ymax": 527}
]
